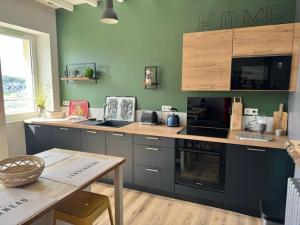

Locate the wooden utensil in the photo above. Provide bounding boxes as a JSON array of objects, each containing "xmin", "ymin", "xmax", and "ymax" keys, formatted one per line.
[
  {"xmin": 230, "ymin": 97, "xmax": 243, "ymax": 131},
  {"xmin": 272, "ymin": 103, "xmax": 288, "ymax": 134}
]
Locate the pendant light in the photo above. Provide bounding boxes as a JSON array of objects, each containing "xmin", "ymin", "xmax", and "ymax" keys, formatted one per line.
[{"xmin": 100, "ymin": 0, "xmax": 118, "ymax": 24}]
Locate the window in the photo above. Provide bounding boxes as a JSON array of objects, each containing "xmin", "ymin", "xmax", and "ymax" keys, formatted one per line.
[{"xmin": 0, "ymin": 30, "xmax": 36, "ymax": 115}]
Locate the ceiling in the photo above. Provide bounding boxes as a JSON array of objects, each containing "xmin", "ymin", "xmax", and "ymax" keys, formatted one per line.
[{"xmin": 34, "ymin": 0, "xmax": 99, "ymax": 11}]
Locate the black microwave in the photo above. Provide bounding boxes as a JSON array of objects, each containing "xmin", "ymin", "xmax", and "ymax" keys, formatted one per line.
[{"xmin": 231, "ymin": 55, "xmax": 292, "ymax": 90}]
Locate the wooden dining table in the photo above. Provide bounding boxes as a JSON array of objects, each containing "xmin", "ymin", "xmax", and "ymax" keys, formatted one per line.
[{"xmin": 0, "ymin": 148, "xmax": 125, "ymax": 225}]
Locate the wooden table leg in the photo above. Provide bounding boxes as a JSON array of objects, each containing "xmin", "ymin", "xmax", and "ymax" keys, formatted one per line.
[{"xmin": 114, "ymin": 165, "xmax": 123, "ymax": 225}]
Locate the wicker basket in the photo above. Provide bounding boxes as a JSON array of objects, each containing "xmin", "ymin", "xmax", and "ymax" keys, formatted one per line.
[{"xmin": 0, "ymin": 155, "xmax": 45, "ymax": 188}]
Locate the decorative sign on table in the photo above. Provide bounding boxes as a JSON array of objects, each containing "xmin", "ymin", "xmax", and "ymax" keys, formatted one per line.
[
  {"xmin": 41, "ymin": 157, "xmax": 120, "ymax": 186},
  {"xmin": 0, "ymin": 189, "xmax": 55, "ymax": 225},
  {"xmin": 36, "ymin": 151, "xmax": 72, "ymax": 167}
]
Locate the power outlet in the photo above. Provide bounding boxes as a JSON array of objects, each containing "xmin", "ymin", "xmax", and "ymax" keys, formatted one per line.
[
  {"xmin": 62, "ymin": 101, "xmax": 70, "ymax": 106},
  {"xmin": 244, "ymin": 108, "xmax": 258, "ymax": 116},
  {"xmin": 162, "ymin": 105, "xmax": 172, "ymax": 112}
]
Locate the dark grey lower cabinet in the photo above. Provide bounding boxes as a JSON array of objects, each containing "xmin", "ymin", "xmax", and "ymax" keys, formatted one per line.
[
  {"xmin": 133, "ymin": 135, "xmax": 175, "ymax": 148},
  {"xmin": 225, "ymin": 144, "xmax": 294, "ymax": 217},
  {"xmin": 51, "ymin": 127, "xmax": 81, "ymax": 151},
  {"xmin": 106, "ymin": 132, "xmax": 133, "ymax": 183},
  {"xmin": 134, "ymin": 164, "xmax": 174, "ymax": 192},
  {"xmin": 25, "ymin": 124, "xmax": 52, "ymax": 155},
  {"xmin": 133, "ymin": 138, "xmax": 175, "ymax": 192},
  {"xmin": 133, "ymin": 144, "xmax": 174, "ymax": 170},
  {"xmin": 81, "ymin": 129, "xmax": 106, "ymax": 154}
]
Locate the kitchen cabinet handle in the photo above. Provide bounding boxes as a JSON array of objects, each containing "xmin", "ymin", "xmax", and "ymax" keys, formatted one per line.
[
  {"xmin": 145, "ymin": 147, "xmax": 160, "ymax": 151},
  {"xmin": 247, "ymin": 147, "xmax": 267, "ymax": 152},
  {"xmin": 86, "ymin": 130, "xmax": 97, "ymax": 134},
  {"xmin": 145, "ymin": 168, "xmax": 160, "ymax": 173},
  {"xmin": 59, "ymin": 128, "xmax": 70, "ymax": 131},
  {"xmin": 32, "ymin": 125, "xmax": 41, "ymax": 128},
  {"xmin": 195, "ymin": 182, "xmax": 203, "ymax": 186},
  {"xmin": 112, "ymin": 133, "xmax": 124, "ymax": 137},
  {"xmin": 145, "ymin": 137, "xmax": 159, "ymax": 140}
]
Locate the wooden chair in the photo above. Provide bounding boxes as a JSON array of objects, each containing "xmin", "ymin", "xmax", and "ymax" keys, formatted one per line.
[{"xmin": 53, "ymin": 191, "xmax": 114, "ymax": 225}]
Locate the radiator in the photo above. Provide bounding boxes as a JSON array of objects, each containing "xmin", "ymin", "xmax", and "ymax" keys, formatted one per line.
[{"xmin": 285, "ymin": 178, "xmax": 300, "ymax": 225}]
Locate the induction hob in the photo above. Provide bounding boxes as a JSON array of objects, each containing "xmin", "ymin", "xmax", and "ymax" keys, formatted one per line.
[{"xmin": 178, "ymin": 126, "xmax": 229, "ymax": 138}]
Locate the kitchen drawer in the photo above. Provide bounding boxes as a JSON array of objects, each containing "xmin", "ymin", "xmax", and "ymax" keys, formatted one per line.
[
  {"xmin": 133, "ymin": 144, "xmax": 174, "ymax": 170},
  {"xmin": 51, "ymin": 127, "xmax": 81, "ymax": 151},
  {"xmin": 175, "ymin": 184, "xmax": 224, "ymax": 204},
  {"xmin": 134, "ymin": 164, "xmax": 174, "ymax": 192},
  {"xmin": 133, "ymin": 135, "xmax": 175, "ymax": 148}
]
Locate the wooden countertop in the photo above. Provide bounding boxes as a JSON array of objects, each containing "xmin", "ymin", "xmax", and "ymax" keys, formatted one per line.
[{"xmin": 25, "ymin": 119, "xmax": 289, "ymax": 149}]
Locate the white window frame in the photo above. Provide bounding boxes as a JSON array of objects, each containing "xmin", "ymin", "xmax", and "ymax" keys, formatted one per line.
[{"xmin": 0, "ymin": 27, "xmax": 39, "ymax": 121}]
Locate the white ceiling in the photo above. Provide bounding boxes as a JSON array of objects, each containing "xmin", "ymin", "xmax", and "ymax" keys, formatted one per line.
[{"xmin": 34, "ymin": 0, "xmax": 99, "ymax": 11}]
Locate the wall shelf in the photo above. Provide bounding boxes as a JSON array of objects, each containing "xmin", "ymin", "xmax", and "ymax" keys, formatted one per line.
[
  {"xmin": 61, "ymin": 62, "xmax": 98, "ymax": 83},
  {"xmin": 144, "ymin": 66, "xmax": 159, "ymax": 89},
  {"xmin": 60, "ymin": 76, "xmax": 98, "ymax": 83}
]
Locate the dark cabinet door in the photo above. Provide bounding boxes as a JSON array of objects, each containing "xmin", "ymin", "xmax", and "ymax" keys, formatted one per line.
[
  {"xmin": 225, "ymin": 144, "xmax": 294, "ymax": 216},
  {"xmin": 106, "ymin": 132, "xmax": 133, "ymax": 183},
  {"xmin": 81, "ymin": 129, "xmax": 106, "ymax": 155},
  {"xmin": 25, "ymin": 124, "xmax": 52, "ymax": 155},
  {"xmin": 51, "ymin": 127, "xmax": 81, "ymax": 151},
  {"xmin": 134, "ymin": 164, "xmax": 174, "ymax": 192}
]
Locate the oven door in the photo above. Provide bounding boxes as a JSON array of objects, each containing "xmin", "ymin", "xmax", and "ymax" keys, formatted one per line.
[
  {"xmin": 231, "ymin": 55, "xmax": 291, "ymax": 90},
  {"xmin": 175, "ymin": 148, "xmax": 225, "ymax": 191}
]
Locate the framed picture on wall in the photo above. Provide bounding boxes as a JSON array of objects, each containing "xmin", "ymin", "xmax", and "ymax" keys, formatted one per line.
[{"xmin": 105, "ymin": 96, "xmax": 136, "ymax": 122}]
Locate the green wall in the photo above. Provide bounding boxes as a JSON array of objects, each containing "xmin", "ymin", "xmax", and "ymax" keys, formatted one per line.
[{"xmin": 56, "ymin": 0, "xmax": 296, "ymax": 116}]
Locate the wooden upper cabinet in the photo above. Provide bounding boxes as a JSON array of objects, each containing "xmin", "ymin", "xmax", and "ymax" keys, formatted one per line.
[
  {"xmin": 290, "ymin": 23, "xmax": 300, "ymax": 91},
  {"xmin": 233, "ymin": 24, "xmax": 294, "ymax": 57},
  {"xmin": 182, "ymin": 29, "xmax": 233, "ymax": 91}
]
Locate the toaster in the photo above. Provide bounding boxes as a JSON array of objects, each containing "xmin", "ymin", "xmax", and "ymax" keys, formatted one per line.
[{"xmin": 140, "ymin": 111, "xmax": 159, "ymax": 125}]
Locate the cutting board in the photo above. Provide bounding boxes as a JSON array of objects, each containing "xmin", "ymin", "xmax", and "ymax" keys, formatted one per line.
[
  {"xmin": 230, "ymin": 97, "xmax": 243, "ymax": 131},
  {"xmin": 272, "ymin": 103, "xmax": 288, "ymax": 133}
]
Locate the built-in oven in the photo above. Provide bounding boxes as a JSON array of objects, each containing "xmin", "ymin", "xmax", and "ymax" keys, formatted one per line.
[
  {"xmin": 231, "ymin": 55, "xmax": 292, "ymax": 90},
  {"xmin": 175, "ymin": 139, "xmax": 226, "ymax": 192}
]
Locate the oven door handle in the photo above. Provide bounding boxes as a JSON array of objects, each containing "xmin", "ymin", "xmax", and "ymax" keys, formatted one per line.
[{"xmin": 178, "ymin": 148, "xmax": 221, "ymax": 156}]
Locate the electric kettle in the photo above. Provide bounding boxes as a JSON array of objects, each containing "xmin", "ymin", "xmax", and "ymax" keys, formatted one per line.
[{"xmin": 166, "ymin": 108, "xmax": 180, "ymax": 127}]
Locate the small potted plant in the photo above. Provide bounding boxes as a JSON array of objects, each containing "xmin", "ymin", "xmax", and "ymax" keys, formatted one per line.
[
  {"xmin": 84, "ymin": 67, "xmax": 94, "ymax": 78},
  {"xmin": 35, "ymin": 85, "xmax": 50, "ymax": 117}
]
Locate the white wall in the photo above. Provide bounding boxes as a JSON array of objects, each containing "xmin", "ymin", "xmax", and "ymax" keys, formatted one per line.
[
  {"xmin": 0, "ymin": 68, "xmax": 9, "ymax": 159},
  {"xmin": 0, "ymin": 0, "xmax": 60, "ymax": 111},
  {"xmin": 6, "ymin": 121, "xmax": 26, "ymax": 156},
  {"xmin": 0, "ymin": 0, "xmax": 60, "ymax": 156}
]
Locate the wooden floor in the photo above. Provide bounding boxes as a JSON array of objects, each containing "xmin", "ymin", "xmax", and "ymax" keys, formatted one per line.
[{"xmin": 91, "ymin": 183, "xmax": 261, "ymax": 225}]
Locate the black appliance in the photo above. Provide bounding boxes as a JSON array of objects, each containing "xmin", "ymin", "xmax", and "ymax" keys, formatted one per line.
[
  {"xmin": 178, "ymin": 97, "xmax": 232, "ymax": 138},
  {"xmin": 175, "ymin": 97, "xmax": 230, "ymax": 194},
  {"xmin": 231, "ymin": 55, "xmax": 292, "ymax": 90},
  {"xmin": 175, "ymin": 139, "xmax": 226, "ymax": 192}
]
